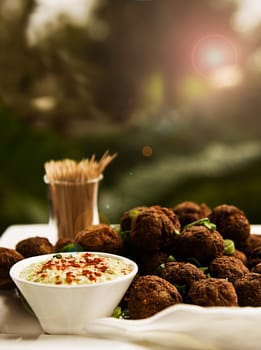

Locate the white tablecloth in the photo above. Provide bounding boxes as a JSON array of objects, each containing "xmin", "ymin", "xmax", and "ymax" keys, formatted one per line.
[
  {"xmin": 0, "ymin": 223, "xmax": 57, "ymax": 248},
  {"xmin": 1, "ymin": 223, "xmax": 261, "ymax": 250}
]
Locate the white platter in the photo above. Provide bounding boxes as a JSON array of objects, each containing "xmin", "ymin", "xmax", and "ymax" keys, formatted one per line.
[{"xmin": 1, "ymin": 224, "xmax": 261, "ymax": 350}]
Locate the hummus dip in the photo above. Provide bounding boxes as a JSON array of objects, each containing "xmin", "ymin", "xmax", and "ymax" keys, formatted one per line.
[{"xmin": 19, "ymin": 252, "xmax": 133, "ymax": 285}]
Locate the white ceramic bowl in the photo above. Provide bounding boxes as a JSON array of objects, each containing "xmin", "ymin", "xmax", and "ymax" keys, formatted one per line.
[{"xmin": 10, "ymin": 251, "xmax": 138, "ymax": 335}]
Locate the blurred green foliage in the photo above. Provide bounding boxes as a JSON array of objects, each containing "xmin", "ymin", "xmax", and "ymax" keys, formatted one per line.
[
  {"xmin": 0, "ymin": 0, "xmax": 261, "ymax": 234},
  {"xmin": 1, "ymin": 105, "xmax": 261, "ymax": 234}
]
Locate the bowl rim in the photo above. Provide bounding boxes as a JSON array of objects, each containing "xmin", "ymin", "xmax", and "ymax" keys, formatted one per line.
[{"xmin": 10, "ymin": 251, "xmax": 138, "ymax": 289}]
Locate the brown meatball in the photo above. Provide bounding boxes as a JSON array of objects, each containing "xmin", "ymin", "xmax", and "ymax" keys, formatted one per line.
[
  {"xmin": 74, "ymin": 224, "xmax": 123, "ymax": 254},
  {"xmin": 135, "ymin": 250, "xmax": 170, "ymax": 275},
  {"xmin": 128, "ymin": 275, "xmax": 182, "ymax": 319},
  {"xmin": 174, "ymin": 225, "xmax": 224, "ymax": 265},
  {"xmin": 241, "ymin": 234, "xmax": 261, "ymax": 256},
  {"xmin": 0, "ymin": 247, "xmax": 24, "ymax": 288},
  {"xmin": 119, "ymin": 273, "xmax": 140, "ymax": 310},
  {"xmin": 120, "ymin": 206, "xmax": 148, "ymax": 231},
  {"xmin": 54, "ymin": 238, "xmax": 74, "ymax": 252},
  {"xmin": 234, "ymin": 272, "xmax": 261, "ymax": 306},
  {"xmin": 208, "ymin": 256, "xmax": 249, "ymax": 284},
  {"xmin": 246, "ymin": 246, "xmax": 261, "ymax": 269},
  {"xmin": 232, "ymin": 250, "xmax": 248, "ymax": 266},
  {"xmin": 208, "ymin": 204, "xmax": 250, "ymax": 249},
  {"xmin": 16, "ymin": 236, "xmax": 54, "ymax": 258},
  {"xmin": 161, "ymin": 261, "xmax": 206, "ymax": 289},
  {"xmin": 130, "ymin": 206, "xmax": 180, "ymax": 253},
  {"xmin": 186, "ymin": 278, "xmax": 238, "ymax": 306},
  {"xmin": 251, "ymin": 263, "xmax": 261, "ymax": 274},
  {"xmin": 172, "ymin": 201, "xmax": 211, "ymax": 229}
]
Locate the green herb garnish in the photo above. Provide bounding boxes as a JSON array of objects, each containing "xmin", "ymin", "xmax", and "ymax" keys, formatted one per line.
[
  {"xmin": 128, "ymin": 209, "xmax": 140, "ymax": 219},
  {"xmin": 224, "ymin": 239, "xmax": 235, "ymax": 255},
  {"xmin": 183, "ymin": 218, "xmax": 216, "ymax": 232},
  {"xmin": 112, "ymin": 306, "xmax": 130, "ymax": 319},
  {"xmin": 186, "ymin": 257, "xmax": 201, "ymax": 267},
  {"xmin": 198, "ymin": 266, "xmax": 208, "ymax": 273},
  {"xmin": 154, "ymin": 263, "xmax": 165, "ymax": 276},
  {"xmin": 174, "ymin": 283, "xmax": 188, "ymax": 296},
  {"xmin": 53, "ymin": 253, "xmax": 62, "ymax": 259},
  {"xmin": 198, "ymin": 266, "xmax": 211, "ymax": 277},
  {"xmin": 59, "ymin": 243, "xmax": 83, "ymax": 253},
  {"xmin": 167, "ymin": 255, "xmax": 176, "ymax": 262},
  {"xmin": 118, "ymin": 230, "xmax": 130, "ymax": 241},
  {"xmin": 112, "ymin": 306, "xmax": 122, "ymax": 318}
]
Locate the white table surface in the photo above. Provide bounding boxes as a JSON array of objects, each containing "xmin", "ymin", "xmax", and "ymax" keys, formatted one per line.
[
  {"xmin": 1, "ymin": 224, "xmax": 261, "ymax": 350},
  {"xmin": 0, "ymin": 223, "xmax": 58, "ymax": 248},
  {"xmin": 1, "ymin": 223, "xmax": 261, "ymax": 250}
]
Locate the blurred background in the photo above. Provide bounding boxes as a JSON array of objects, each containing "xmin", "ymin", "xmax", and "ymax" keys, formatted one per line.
[{"xmin": 1, "ymin": 0, "xmax": 261, "ymax": 233}]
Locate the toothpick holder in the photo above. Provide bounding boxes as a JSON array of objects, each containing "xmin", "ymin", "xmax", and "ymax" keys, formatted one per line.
[{"xmin": 44, "ymin": 174, "xmax": 103, "ymax": 240}]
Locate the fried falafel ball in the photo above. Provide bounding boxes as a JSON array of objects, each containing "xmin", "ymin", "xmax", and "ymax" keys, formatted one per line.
[
  {"xmin": 208, "ymin": 256, "xmax": 249, "ymax": 284},
  {"xmin": 240, "ymin": 234, "xmax": 261, "ymax": 257},
  {"xmin": 119, "ymin": 273, "xmax": 140, "ymax": 311},
  {"xmin": 234, "ymin": 272, "xmax": 261, "ymax": 306},
  {"xmin": 232, "ymin": 250, "xmax": 248, "ymax": 266},
  {"xmin": 130, "ymin": 206, "xmax": 180, "ymax": 253},
  {"xmin": 246, "ymin": 246, "xmax": 261, "ymax": 269},
  {"xmin": 74, "ymin": 224, "xmax": 123, "ymax": 254},
  {"xmin": 172, "ymin": 201, "xmax": 211, "ymax": 229},
  {"xmin": 161, "ymin": 261, "xmax": 206, "ymax": 296},
  {"xmin": 0, "ymin": 247, "xmax": 24, "ymax": 288},
  {"xmin": 251, "ymin": 263, "xmax": 261, "ymax": 274},
  {"xmin": 174, "ymin": 224, "xmax": 224, "ymax": 266},
  {"xmin": 208, "ymin": 204, "xmax": 250, "ymax": 250},
  {"xmin": 186, "ymin": 277, "xmax": 238, "ymax": 306},
  {"xmin": 136, "ymin": 250, "xmax": 170, "ymax": 275},
  {"xmin": 128, "ymin": 275, "xmax": 182, "ymax": 319},
  {"xmin": 54, "ymin": 238, "xmax": 75, "ymax": 252},
  {"xmin": 16, "ymin": 236, "xmax": 54, "ymax": 258},
  {"xmin": 120, "ymin": 206, "xmax": 148, "ymax": 232}
]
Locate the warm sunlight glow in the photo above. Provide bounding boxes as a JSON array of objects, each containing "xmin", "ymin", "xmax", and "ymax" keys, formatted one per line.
[
  {"xmin": 209, "ymin": 65, "xmax": 243, "ymax": 88},
  {"xmin": 192, "ymin": 35, "xmax": 238, "ymax": 79},
  {"xmin": 233, "ymin": 0, "xmax": 261, "ymax": 32}
]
